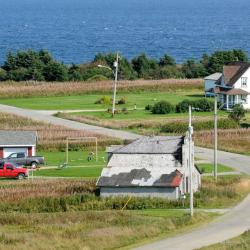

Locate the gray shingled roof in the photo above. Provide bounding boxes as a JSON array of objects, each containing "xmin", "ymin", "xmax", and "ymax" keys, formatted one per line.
[
  {"xmin": 112, "ymin": 136, "xmax": 184, "ymax": 154},
  {"xmin": 204, "ymin": 73, "xmax": 222, "ymax": 81},
  {"xmin": 97, "ymin": 168, "xmax": 182, "ymax": 187},
  {"xmin": 0, "ymin": 131, "xmax": 37, "ymax": 146}
]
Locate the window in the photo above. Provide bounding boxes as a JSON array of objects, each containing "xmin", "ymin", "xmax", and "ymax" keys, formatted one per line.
[
  {"xmin": 8, "ymin": 153, "xmax": 17, "ymax": 158},
  {"xmin": 0, "ymin": 162, "xmax": 4, "ymax": 169},
  {"xmin": 17, "ymin": 153, "xmax": 25, "ymax": 158},
  {"xmin": 241, "ymin": 95, "xmax": 247, "ymax": 104},
  {"xmin": 241, "ymin": 77, "xmax": 248, "ymax": 87},
  {"xmin": 6, "ymin": 164, "xmax": 14, "ymax": 170}
]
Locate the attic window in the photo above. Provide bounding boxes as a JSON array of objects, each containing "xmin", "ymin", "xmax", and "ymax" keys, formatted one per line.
[{"xmin": 241, "ymin": 77, "xmax": 247, "ymax": 87}]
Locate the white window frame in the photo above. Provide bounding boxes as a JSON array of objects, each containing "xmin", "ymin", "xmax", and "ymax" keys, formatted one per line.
[
  {"xmin": 241, "ymin": 95, "xmax": 247, "ymax": 104},
  {"xmin": 241, "ymin": 77, "xmax": 248, "ymax": 88}
]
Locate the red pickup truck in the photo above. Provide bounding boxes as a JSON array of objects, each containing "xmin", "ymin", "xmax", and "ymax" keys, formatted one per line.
[{"xmin": 0, "ymin": 162, "xmax": 28, "ymax": 180}]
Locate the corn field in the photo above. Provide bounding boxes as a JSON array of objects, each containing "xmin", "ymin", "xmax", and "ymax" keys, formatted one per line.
[
  {"xmin": 0, "ymin": 79, "xmax": 203, "ymax": 98},
  {"xmin": 194, "ymin": 128, "xmax": 250, "ymax": 154},
  {"xmin": 0, "ymin": 112, "xmax": 121, "ymax": 150}
]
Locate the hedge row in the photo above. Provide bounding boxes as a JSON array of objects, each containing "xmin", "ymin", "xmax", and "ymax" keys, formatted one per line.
[
  {"xmin": 160, "ymin": 119, "xmax": 239, "ymax": 134},
  {"xmin": 146, "ymin": 98, "xmax": 214, "ymax": 115}
]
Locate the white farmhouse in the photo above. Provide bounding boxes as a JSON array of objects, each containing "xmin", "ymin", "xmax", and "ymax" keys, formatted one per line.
[
  {"xmin": 97, "ymin": 136, "xmax": 201, "ymax": 200},
  {"xmin": 204, "ymin": 62, "xmax": 250, "ymax": 109}
]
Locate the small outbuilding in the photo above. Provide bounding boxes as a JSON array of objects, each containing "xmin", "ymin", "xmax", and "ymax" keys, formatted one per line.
[
  {"xmin": 97, "ymin": 135, "xmax": 201, "ymax": 200},
  {"xmin": 0, "ymin": 131, "xmax": 37, "ymax": 158}
]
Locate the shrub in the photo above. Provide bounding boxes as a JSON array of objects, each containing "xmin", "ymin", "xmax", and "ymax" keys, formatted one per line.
[
  {"xmin": 229, "ymin": 104, "xmax": 246, "ymax": 124},
  {"xmin": 145, "ymin": 104, "xmax": 153, "ymax": 111},
  {"xmin": 176, "ymin": 98, "xmax": 214, "ymax": 113},
  {"xmin": 151, "ymin": 101, "xmax": 175, "ymax": 114},
  {"xmin": 95, "ymin": 96, "xmax": 112, "ymax": 105},
  {"xmin": 117, "ymin": 97, "xmax": 126, "ymax": 105},
  {"xmin": 176, "ymin": 99, "xmax": 194, "ymax": 113},
  {"xmin": 193, "ymin": 98, "xmax": 214, "ymax": 112},
  {"xmin": 161, "ymin": 119, "xmax": 238, "ymax": 134}
]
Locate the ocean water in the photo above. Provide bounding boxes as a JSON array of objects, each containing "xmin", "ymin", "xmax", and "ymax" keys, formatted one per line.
[{"xmin": 0, "ymin": 0, "xmax": 250, "ymax": 64}]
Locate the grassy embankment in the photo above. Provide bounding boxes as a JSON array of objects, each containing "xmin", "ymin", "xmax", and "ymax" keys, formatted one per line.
[
  {"xmin": 0, "ymin": 176, "xmax": 249, "ymax": 249},
  {"xmin": 0, "ymin": 178, "xmax": 214, "ymax": 250},
  {"xmin": 199, "ymin": 231, "xmax": 250, "ymax": 250}
]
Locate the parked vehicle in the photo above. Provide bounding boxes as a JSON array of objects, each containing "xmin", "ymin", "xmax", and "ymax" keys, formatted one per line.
[
  {"xmin": 0, "ymin": 162, "xmax": 28, "ymax": 179},
  {"xmin": 1, "ymin": 152, "xmax": 45, "ymax": 168}
]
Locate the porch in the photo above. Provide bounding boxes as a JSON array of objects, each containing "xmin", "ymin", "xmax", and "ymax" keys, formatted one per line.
[
  {"xmin": 218, "ymin": 94, "xmax": 247, "ymax": 110},
  {"xmin": 214, "ymin": 87, "xmax": 249, "ymax": 110}
]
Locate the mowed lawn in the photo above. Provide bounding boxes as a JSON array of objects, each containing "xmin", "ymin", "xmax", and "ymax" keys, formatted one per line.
[
  {"xmin": 40, "ymin": 150, "xmax": 107, "ymax": 167},
  {"xmin": 70, "ymin": 110, "xmax": 227, "ymax": 121},
  {"xmin": 34, "ymin": 166, "xmax": 103, "ymax": 178},
  {"xmin": 196, "ymin": 163, "xmax": 235, "ymax": 173},
  {"xmin": 0, "ymin": 90, "xmax": 203, "ymax": 110}
]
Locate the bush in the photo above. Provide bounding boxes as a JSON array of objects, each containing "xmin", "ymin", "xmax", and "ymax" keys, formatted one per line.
[
  {"xmin": 193, "ymin": 98, "xmax": 214, "ymax": 112},
  {"xmin": 145, "ymin": 104, "xmax": 153, "ymax": 111},
  {"xmin": 176, "ymin": 98, "xmax": 214, "ymax": 113},
  {"xmin": 117, "ymin": 97, "xmax": 126, "ymax": 105},
  {"xmin": 176, "ymin": 99, "xmax": 193, "ymax": 113},
  {"xmin": 95, "ymin": 96, "xmax": 112, "ymax": 105},
  {"xmin": 228, "ymin": 104, "xmax": 246, "ymax": 123},
  {"xmin": 160, "ymin": 119, "xmax": 238, "ymax": 134},
  {"xmin": 151, "ymin": 101, "xmax": 175, "ymax": 114}
]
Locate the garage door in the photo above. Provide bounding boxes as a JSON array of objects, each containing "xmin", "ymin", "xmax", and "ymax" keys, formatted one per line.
[{"xmin": 3, "ymin": 148, "xmax": 28, "ymax": 158}]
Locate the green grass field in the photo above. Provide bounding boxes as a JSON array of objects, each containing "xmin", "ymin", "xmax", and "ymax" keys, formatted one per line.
[
  {"xmin": 196, "ymin": 163, "xmax": 235, "ymax": 173},
  {"xmin": 34, "ymin": 166, "xmax": 103, "ymax": 178},
  {"xmin": 67, "ymin": 110, "xmax": 227, "ymax": 121},
  {"xmin": 40, "ymin": 150, "xmax": 107, "ymax": 167},
  {"xmin": 0, "ymin": 91, "xmax": 203, "ymax": 110}
]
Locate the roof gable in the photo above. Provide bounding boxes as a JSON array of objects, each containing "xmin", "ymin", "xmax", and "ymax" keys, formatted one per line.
[
  {"xmin": 223, "ymin": 62, "xmax": 250, "ymax": 86},
  {"xmin": 204, "ymin": 73, "xmax": 222, "ymax": 81},
  {"xmin": 0, "ymin": 131, "xmax": 37, "ymax": 146}
]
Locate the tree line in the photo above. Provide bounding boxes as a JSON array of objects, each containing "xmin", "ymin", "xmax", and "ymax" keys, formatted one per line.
[{"xmin": 0, "ymin": 49, "xmax": 248, "ymax": 82}]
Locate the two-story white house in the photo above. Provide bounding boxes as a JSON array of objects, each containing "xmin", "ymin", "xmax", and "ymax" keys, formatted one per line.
[{"xmin": 204, "ymin": 62, "xmax": 250, "ymax": 110}]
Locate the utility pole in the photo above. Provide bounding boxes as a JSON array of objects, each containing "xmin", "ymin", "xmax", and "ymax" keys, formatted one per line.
[
  {"xmin": 188, "ymin": 105, "xmax": 194, "ymax": 217},
  {"xmin": 214, "ymin": 96, "xmax": 218, "ymax": 181},
  {"xmin": 112, "ymin": 52, "xmax": 119, "ymax": 117}
]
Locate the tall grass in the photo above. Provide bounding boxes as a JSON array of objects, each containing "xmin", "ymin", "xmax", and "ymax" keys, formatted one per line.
[
  {"xmin": 0, "ymin": 209, "xmax": 211, "ymax": 250},
  {"xmin": 0, "ymin": 112, "xmax": 121, "ymax": 150},
  {"xmin": 194, "ymin": 128, "xmax": 250, "ymax": 154},
  {"xmin": 0, "ymin": 176, "xmax": 248, "ymax": 213},
  {"xmin": 0, "ymin": 79, "xmax": 203, "ymax": 98}
]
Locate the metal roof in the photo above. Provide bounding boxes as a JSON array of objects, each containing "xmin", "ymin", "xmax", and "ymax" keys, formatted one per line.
[
  {"xmin": 0, "ymin": 131, "xmax": 37, "ymax": 146},
  {"xmin": 112, "ymin": 136, "xmax": 184, "ymax": 154},
  {"xmin": 97, "ymin": 168, "xmax": 182, "ymax": 188},
  {"xmin": 204, "ymin": 73, "xmax": 222, "ymax": 81}
]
